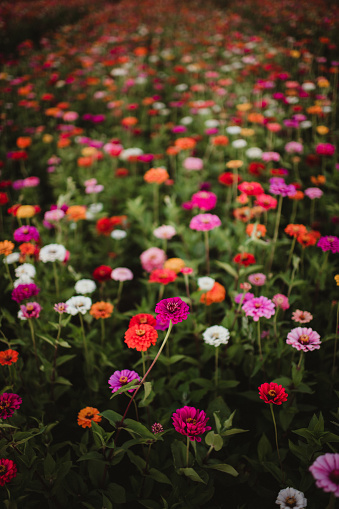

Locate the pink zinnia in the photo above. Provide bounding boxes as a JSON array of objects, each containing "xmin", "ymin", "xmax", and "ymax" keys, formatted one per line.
[
  {"xmin": 272, "ymin": 294, "xmax": 290, "ymax": 310},
  {"xmin": 309, "ymin": 453, "xmax": 339, "ymax": 497},
  {"xmin": 286, "ymin": 327, "xmax": 321, "ymax": 351},
  {"xmin": 191, "ymin": 191, "xmax": 217, "ymax": 211},
  {"xmin": 11, "ymin": 283, "xmax": 40, "ymax": 303},
  {"xmin": 238, "ymin": 182, "xmax": 264, "ymax": 196},
  {"xmin": 242, "ymin": 296, "xmax": 275, "ymax": 322},
  {"xmin": 254, "ymin": 194, "xmax": 277, "ymax": 210},
  {"xmin": 19, "ymin": 302, "xmax": 42, "ymax": 319},
  {"xmin": 189, "ymin": 213, "xmax": 221, "ymax": 231},
  {"xmin": 172, "ymin": 406, "xmax": 212, "ymax": 442},
  {"xmin": 140, "ymin": 247, "xmax": 166, "ymax": 273},
  {"xmin": 304, "ymin": 187, "xmax": 323, "ymax": 199},
  {"xmin": 316, "ymin": 143, "xmax": 335, "ymax": 156},
  {"xmin": 248, "ymin": 273, "xmax": 266, "ymax": 286},
  {"xmin": 155, "ymin": 297, "xmax": 189, "ymax": 325},
  {"xmin": 291, "ymin": 310, "xmax": 313, "ymax": 323},
  {"xmin": 111, "ymin": 267, "xmax": 133, "ymax": 281},
  {"xmin": 0, "ymin": 393, "xmax": 22, "ymax": 419},
  {"xmin": 183, "ymin": 157, "xmax": 203, "ymax": 171}
]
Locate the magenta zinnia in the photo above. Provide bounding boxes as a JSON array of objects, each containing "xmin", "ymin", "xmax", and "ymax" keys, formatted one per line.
[
  {"xmin": 286, "ymin": 327, "xmax": 321, "ymax": 352},
  {"xmin": 189, "ymin": 213, "xmax": 221, "ymax": 231},
  {"xmin": 309, "ymin": 453, "xmax": 339, "ymax": 497},
  {"xmin": 155, "ymin": 297, "xmax": 189, "ymax": 325},
  {"xmin": 242, "ymin": 296, "xmax": 275, "ymax": 322},
  {"xmin": 0, "ymin": 458, "xmax": 17, "ymax": 486},
  {"xmin": 172, "ymin": 406, "xmax": 212, "ymax": 442},
  {"xmin": 0, "ymin": 393, "xmax": 22, "ymax": 419}
]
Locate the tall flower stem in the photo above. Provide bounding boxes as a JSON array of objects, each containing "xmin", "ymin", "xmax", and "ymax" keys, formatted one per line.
[
  {"xmin": 51, "ymin": 314, "xmax": 62, "ymax": 400},
  {"xmin": 116, "ymin": 281, "xmax": 124, "ymax": 309},
  {"xmin": 215, "ymin": 347, "xmax": 219, "ymax": 388},
  {"xmin": 28, "ymin": 319, "xmax": 39, "ymax": 372},
  {"xmin": 270, "ymin": 404, "xmax": 284, "ymax": 481},
  {"xmin": 204, "ymin": 230, "xmax": 210, "ymax": 275},
  {"xmin": 286, "ymin": 237, "xmax": 296, "ymax": 272},
  {"xmin": 141, "ymin": 351, "xmax": 146, "ymax": 377},
  {"xmin": 257, "ymin": 319, "xmax": 263, "ymax": 361},
  {"xmin": 186, "ymin": 435, "xmax": 190, "ymax": 468},
  {"xmin": 100, "ymin": 318, "xmax": 105, "ymax": 347},
  {"xmin": 114, "ymin": 321, "xmax": 173, "ymax": 445},
  {"xmin": 53, "ymin": 262, "xmax": 59, "ymax": 299},
  {"xmin": 297, "ymin": 351, "xmax": 304, "ymax": 370},
  {"xmin": 79, "ymin": 314, "xmax": 90, "ymax": 374},
  {"xmin": 4, "ymin": 260, "xmax": 13, "ymax": 286},
  {"xmin": 273, "ymin": 308, "xmax": 279, "ymax": 339},
  {"xmin": 153, "ymin": 183, "xmax": 159, "ymax": 225},
  {"xmin": 268, "ymin": 194, "xmax": 283, "ymax": 273}
]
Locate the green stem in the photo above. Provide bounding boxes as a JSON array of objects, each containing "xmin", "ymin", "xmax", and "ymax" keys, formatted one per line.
[
  {"xmin": 100, "ymin": 318, "xmax": 105, "ymax": 347},
  {"xmin": 257, "ymin": 319, "xmax": 263, "ymax": 361},
  {"xmin": 215, "ymin": 347, "xmax": 219, "ymax": 388},
  {"xmin": 28, "ymin": 319, "xmax": 39, "ymax": 372},
  {"xmin": 186, "ymin": 435, "xmax": 190, "ymax": 468},
  {"xmin": 4, "ymin": 260, "xmax": 13, "ymax": 286},
  {"xmin": 53, "ymin": 262, "xmax": 59, "ymax": 299},
  {"xmin": 114, "ymin": 321, "xmax": 173, "ymax": 444},
  {"xmin": 286, "ymin": 237, "xmax": 296, "ymax": 272},
  {"xmin": 273, "ymin": 308, "xmax": 279, "ymax": 339},
  {"xmin": 268, "ymin": 194, "xmax": 283, "ymax": 273},
  {"xmin": 270, "ymin": 404, "xmax": 284, "ymax": 481},
  {"xmin": 116, "ymin": 281, "xmax": 124, "ymax": 308},
  {"xmin": 297, "ymin": 351, "xmax": 304, "ymax": 369},
  {"xmin": 79, "ymin": 314, "xmax": 90, "ymax": 374},
  {"xmin": 153, "ymin": 183, "xmax": 159, "ymax": 225},
  {"xmin": 204, "ymin": 230, "xmax": 210, "ymax": 275},
  {"xmin": 141, "ymin": 351, "xmax": 146, "ymax": 377}
]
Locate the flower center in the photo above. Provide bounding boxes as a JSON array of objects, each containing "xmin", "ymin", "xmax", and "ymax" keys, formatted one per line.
[
  {"xmin": 186, "ymin": 418, "xmax": 197, "ymax": 425},
  {"xmin": 139, "ymin": 317, "xmax": 147, "ymax": 323},
  {"xmin": 26, "ymin": 303, "xmax": 34, "ymax": 311},
  {"xmin": 329, "ymin": 469, "xmax": 339, "ymax": 484},
  {"xmin": 285, "ymin": 496, "xmax": 297, "ymax": 507},
  {"xmin": 212, "ymin": 333, "xmax": 219, "ymax": 339},
  {"xmin": 85, "ymin": 412, "xmax": 94, "ymax": 419},
  {"xmin": 267, "ymin": 390, "xmax": 276, "ymax": 398},
  {"xmin": 0, "ymin": 465, "xmax": 6, "ymax": 473},
  {"xmin": 135, "ymin": 329, "xmax": 145, "ymax": 336},
  {"xmin": 23, "ymin": 228, "xmax": 28, "ymax": 233},
  {"xmin": 119, "ymin": 376, "xmax": 128, "ymax": 384},
  {"xmin": 254, "ymin": 302, "xmax": 261, "ymax": 308},
  {"xmin": 299, "ymin": 334, "xmax": 309, "ymax": 344},
  {"xmin": 166, "ymin": 302, "xmax": 178, "ymax": 312}
]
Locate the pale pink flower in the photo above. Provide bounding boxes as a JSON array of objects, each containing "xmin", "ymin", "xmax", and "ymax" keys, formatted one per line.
[
  {"xmin": 291, "ymin": 310, "xmax": 313, "ymax": 323},
  {"xmin": 140, "ymin": 247, "xmax": 166, "ymax": 273},
  {"xmin": 272, "ymin": 294, "xmax": 290, "ymax": 310},
  {"xmin": 111, "ymin": 267, "xmax": 133, "ymax": 281},
  {"xmin": 248, "ymin": 273, "xmax": 266, "ymax": 286},
  {"xmin": 153, "ymin": 225, "xmax": 176, "ymax": 240},
  {"xmin": 286, "ymin": 327, "xmax": 321, "ymax": 351}
]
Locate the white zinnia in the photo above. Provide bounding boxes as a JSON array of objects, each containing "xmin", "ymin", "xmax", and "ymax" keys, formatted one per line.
[
  {"xmin": 3, "ymin": 253, "xmax": 20, "ymax": 264},
  {"xmin": 15, "ymin": 263, "xmax": 36, "ymax": 279},
  {"xmin": 65, "ymin": 296, "xmax": 92, "ymax": 315},
  {"xmin": 39, "ymin": 244, "xmax": 66, "ymax": 263},
  {"xmin": 119, "ymin": 147, "xmax": 143, "ymax": 161},
  {"xmin": 198, "ymin": 277, "xmax": 215, "ymax": 292},
  {"xmin": 275, "ymin": 487, "xmax": 307, "ymax": 509},
  {"xmin": 203, "ymin": 326, "xmax": 230, "ymax": 347},
  {"xmin": 226, "ymin": 126, "xmax": 241, "ymax": 135},
  {"xmin": 74, "ymin": 279, "xmax": 96, "ymax": 295},
  {"xmin": 111, "ymin": 229, "xmax": 127, "ymax": 240},
  {"xmin": 13, "ymin": 275, "xmax": 34, "ymax": 287},
  {"xmin": 232, "ymin": 139, "xmax": 247, "ymax": 149},
  {"xmin": 246, "ymin": 147, "xmax": 263, "ymax": 159}
]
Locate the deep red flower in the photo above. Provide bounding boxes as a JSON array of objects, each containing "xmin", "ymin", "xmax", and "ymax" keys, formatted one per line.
[
  {"xmin": 96, "ymin": 217, "xmax": 114, "ymax": 236},
  {"xmin": 129, "ymin": 313, "xmax": 157, "ymax": 328},
  {"xmin": 124, "ymin": 324, "xmax": 158, "ymax": 352},
  {"xmin": 233, "ymin": 252, "xmax": 256, "ymax": 266},
  {"xmin": 218, "ymin": 172, "xmax": 242, "ymax": 186},
  {"xmin": 0, "ymin": 350, "xmax": 19, "ymax": 366},
  {"xmin": 92, "ymin": 265, "xmax": 112, "ymax": 282},
  {"xmin": 0, "ymin": 458, "xmax": 17, "ymax": 486},
  {"xmin": 248, "ymin": 162, "xmax": 265, "ymax": 176},
  {"xmin": 258, "ymin": 382, "xmax": 288, "ymax": 405},
  {"xmin": 0, "ymin": 193, "xmax": 9, "ymax": 206}
]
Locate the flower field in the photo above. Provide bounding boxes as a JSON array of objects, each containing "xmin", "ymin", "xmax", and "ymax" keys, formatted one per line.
[{"xmin": 0, "ymin": 0, "xmax": 339, "ymax": 507}]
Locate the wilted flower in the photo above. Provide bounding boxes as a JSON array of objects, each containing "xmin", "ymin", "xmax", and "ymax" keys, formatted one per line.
[{"xmin": 172, "ymin": 406, "xmax": 211, "ymax": 442}]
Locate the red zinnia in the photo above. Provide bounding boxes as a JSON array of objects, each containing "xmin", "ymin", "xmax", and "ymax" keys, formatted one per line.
[
  {"xmin": 149, "ymin": 268, "xmax": 177, "ymax": 285},
  {"xmin": 124, "ymin": 324, "xmax": 158, "ymax": 352},
  {"xmin": 92, "ymin": 265, "xmax": 113, "ymax": 282},
  {"xmin": 129, "ymin": 313, "xmax": 157, "ymax": 328},
  {"xmin": 233, "ymin": 252, "xmax": 256, "ymax": 266},
  {"xmin": 218, "ymin": 172, "xmax": 242, "ymax": 186},
  {"xmin": 0, "ymin": 458, "xmax": 17, "ymax": 486},
  {"xmin": 258, "ymin": 382, "xmax": 288, "ymax": 405},
  {"xmin": 0, "ymin": 350, "xmax": 19, "ymax": 366},
  {"xmin": 96, "ymin": 217, "xmax": 115, "ymax": 236}
]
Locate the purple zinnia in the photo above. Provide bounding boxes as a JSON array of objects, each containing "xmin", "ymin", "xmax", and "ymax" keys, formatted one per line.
[
  {"xmin": 11, "ymin": 283, "xmax": 40, "ymax": 303},
  {"xmin": 304, "ymin": 187, "xmax": 323, "ymax": 199},
  {"xmin": 269, "ymin": 178, "xmax": 297, "ymax": 197},
  {"xmin": 155, "ymin": 297, "xmax": 189, "ymax": 325},
  {"xmin": 0, "ymin": 393, "xmax": 22, "ymax": 419},
  {"xmin": 19, "ymin": 302, "xmax": 41, "ymax": 319},
  {"xmin": 152, "ymin": 422, "xmax": 164, "ymax": 434},
  {"xmin": 155, "ymin": 315, "xmax": 171, "ymax": 331},
  {"xmin": 317, "ymin": 236, "xmax": 339, "ymax": 254},
  {"xmin": 286, "ymin": 327, "xmax": 321, "ymax": 352},
  {"xmin": 189, "ymin": 213, "xmax": 221, "ymax": 231},
  {"xmin": 108, "ymin": 369, "xmax": 140, "ymax": 393},
  {"xmin": 13, "ymin": 225, "xmax": 39, "ymax": 243},
  {"xmin": 309, "ymin": 453, "xmax": 339, "ymax": 497},
  {"xmin": 242, "ymin": 296, "xmax": 275, "ymax": 322},
  {"xmin": 172, "ymin": 406, "xmax": 212, "ymax": 442}
]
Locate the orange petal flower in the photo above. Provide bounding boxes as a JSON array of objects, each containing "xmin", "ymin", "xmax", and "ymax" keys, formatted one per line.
[{"xmin": 77, "ymin": 407, "xmax": 102, "ymax": 428}]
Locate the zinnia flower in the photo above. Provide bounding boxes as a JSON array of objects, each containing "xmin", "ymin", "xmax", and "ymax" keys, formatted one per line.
[
  {"xmin": 39, "ymin": 244, "xmax": 66, "ymax": 263},
  {"xmin": 13, "ymin": 226, "xmax": 39, "ymax": 243},
  {"xmin": 0, "ymin": 393, "xmax": 22, "ymax": 419},
  {"xmin": 0, "ymin": 350, "xmax": 19, "ymax": 366},
  {"xmin": 129, "ymin": 314, "xmax": 156, "ymax": 328},
  {"xmin": 155, "ymin": 297, "xmax": 189, "ymax": 325},
  {"xmin": 233, "ymin": 252, "xmax": 256, "ymax": 266},
  {"xmin": 54, "ymin": 303, "xmax": 68, "ymax": 314},
  {"xmin": 189, "ymin": 213, "xmax": 221, "ymax": 231},
  {"xmin": 65, "ymin": 296, "xmax": 92, "ymax": 315},
  {"xmin": 248, "ymin": 273, "xmax": 266, "ymax": 286},
  {"xmin": 77, "ymin": 407, "xmax": 102, "ymax": 428},
  {"xmin": 149, "ymin": 268, "xmax": 177, "ymax": 285},
  {"xmin": 275, "ymin": 487, "xmax": 307, "ymax": 508},
  {"xmin": 0, "ymin": 459, "xmax": 17, "ymax": 486},
  {"xmin": 272, "ymin": 294, "xmax": 290, "ymax": 310},
  {"xmin": 90, "ymin": 302, "xmax": 114, "ymax": 319},
  {"xmin": 172, "ymin": 406, "xmax": 212, "ymax": 442},
  {"xmin": 203, "ymin": 326, "xmax": 230, "ymax": 347},
  {"xmin": 11, "ymin": 283, "xmax": 40, "ymax": 303},
  {"xmin": 108, "ymin": 369, "xmax": 140, "ymax": 393},
  {"xmin": 92, "ymin": 265, "xmax": 112, "ymax": 282},
  {"xmin": 200, "ymin": 282, "xmax": 226, "ymax": 306},
  {"xmin": 111, "ymin": 267, "xmax": 134, "ymax": 281},
  {"xmin": 124, "ymin": 324, "xmax": 158, "ymax": 352},
  {"xmin": 242, "ymin": 296, "xmax": 275, "ymax": 322},
  {"xmin": 152, "ymin": 422, "xmax": 164, "ymax": 434},
  {"xmin": 140, "ymin": 247, "xmax": 166, "ymax": 273},
  {"xmin": 258, "ymin": 382, "xmax": 288, "ymax": 405},
  {"xmin": 309, "ymin": 453, "xmax": 339, "ymax": 497},
  {"xmin": 317, "ymin": 236, "xmax": 339, "ymax": 253},
  {"xmin": 153, "ymin": 225, "xmax": 176, "ymax": 239},
  {"xmin": 286, "ymin": 327, "xmax": 321, "ymax": 352},
  {"xmin": 197, "ymin": 277, "xmax": 215, "ymax": 291},
  {"xmin": 18, "ymin": 302, "xmax": 41, "ymax": 320},
  {"xmin": 74, "ymin": 279, "xmax": 96, "ymax": 294}
]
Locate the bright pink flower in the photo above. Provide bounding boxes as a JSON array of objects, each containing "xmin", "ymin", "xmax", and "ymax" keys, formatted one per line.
[
  {"xmin": 189, "ymin": 213, "xmax": 221, "ymax": 231},
  {"xmin": 155, "ymin": 297, "xmax": 189, "ymax": 325},
  {"xmin": 242, "ymin": 296, "xmax": 275, "ymax": 322},
  {"xmin": 286, "ymin": 327, "xmax": 321, "ymax": 351},
  {"xmin": 309, "ymin": 453, "xmax": 339, "ymax": 497},
  {"xmin": 0, "ymin": 393, "xmax": 22, "ymax": 419},
  {"xmin": 0, "ymin": 458, "xmax": 17, "ymax": 486},
  {"xmin": 191, "ymin": 191, "xmax": 217, "ymax": 211},
  {"xmin": 272, "ymin": 294, "xmax": 290, "ymax": 310},
  {"xmin": 172, "ymin": 406, "xmax": 211, "ymax": 442}
]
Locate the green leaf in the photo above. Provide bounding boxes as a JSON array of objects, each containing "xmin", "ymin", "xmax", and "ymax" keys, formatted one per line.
[
  {"xmin": 178, "ymin": 467, "xmax": 206, "ymax": 483},
  {"xmin": 213, "ymin": 412, "xmax": 222, "ymax": 434},
  {"xmin": 100, "ymin": 410, "xmax": 123, "ymax": 428},
  {"xmin": 57, "ymin": 340, "xmax": 72, "ymax": 348},
  {"xmin": 77, "ymin": 452, "xmax": 104, "ymax": 462},
  {"xmin": 110, "ymin": 380, "xmax": 139, "ymax": 399},
  {"xmin": 56, "ymin": 354, "xmax": 76, "ymax": 367},
  {"xmin": 262, "ymin": 461, "xmax": 283, "ymax": 482},
  {"xmin": 221, "ymin": 428, "xmax": 248, "ymax": 437},
  {"xmin": 205, "ymin": 463, "xmax": 238, "ymax": 477},
  {"xmin": 126, "ymin": 450, "xmax": 146, "ymax": 473},
  {"xmin": 148, "ymin": 468, "xmax": 172, "ymax": 485},
  {"xmin": 106, "ymin": 483, "xmax": 126, "ymax": 504},
  {"xmin": 37, "ymin": 334, "xmax": 55, "ymax": 346},
  {"xmin": 171, "ymin": 439, "xmax": 189, "ymax": 469},
  {"xmin": 124, "ymin": 419, "xmax": 155, "ymax": 439},
  {"xmin": 257, "ymin": 433, "xmax": 272, "ymax": 462},
  {"xmin": 215, "ymin": 261, "xmax": 238, "ymax": 278},
  {"xmin": 55, "ymin": 376, "xmax": 72, "ymax": 386},
  {"xmin": 205, "ymin": 431, "xmax": 223, "ymax": 451}
]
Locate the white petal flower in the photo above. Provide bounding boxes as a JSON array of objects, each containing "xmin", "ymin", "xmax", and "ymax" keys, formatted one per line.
[
  {"xmin": 111, "ymin": 229, "xmax": 127, "ymax": 240},
  {"xmin": 74, "ymin": 279, "xmax": 97, "ymax": 295},
  {"xmin": 3, "ymin": 253, "xmax": 20, "ymax": 264},
  {"xmin": 13, "ymin": 275, "xmax": 34, "ymax": 287},
  {"xmin": 203, "ymin": 326, "xmax": 230, "ymax": 347},
  {"xmin": 226, "ymin": 126, "xmax": 241, "ymax": 135},
  {"xmin": 198, "ymin": 277, "xmax": 215, "ymax": 291},
  {"xmin": 232, "ymin": 139, "xmax": 247, "ymax": 148},
  {"xmin": 275, "ymin": 487, "xmax": 307, "ymax": 508},
  {"xmin": 15, "ymin": 263, "xmax": 36, "ymax": 279},
  {"xmin": 246, "ymin": 147, "xmax": 263, "ymax": 159},
  {"xmin": 39, "ymin": 244, "xmax": 66, "ymax": 263},
  {"xmin": 111, "ymin": 267, "xmax": 133, "ymax": 282},
  {"xmin": 65, "ymin": 296, "xmax": 92, "ymax": 315}
]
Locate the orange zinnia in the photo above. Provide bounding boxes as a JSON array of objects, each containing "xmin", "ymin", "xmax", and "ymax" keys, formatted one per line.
[
  {"xmin": 144, "ymin": 168, "xmax": 169, "ymax": 184},
  {"xmin": 0, "ymin": 240, "xmax": 15, "ymax": 256},
  {"xmin": 174, "ymin": 137, "xmax": 196, "ymax": 150},
  {"xmin": 0, "ymin": 349, "xmax": 19, "ymax": 366},
  {"xmin": 246, "ymin": 223, "xmax": 267, "ymax": 238},
  {"xmin": 200, "ymin": 282, "xmax": 226, "ymax": 306},
  {"xmin": 90, "ymin": 302, "xmax": 114, "ymax": 320},
  {"xmin": 285, "ymin": 224, "xmax": 307, "ymax": 238},
  {"xmin": 211, "ymin": 135, "xmax": 229, "ymax": 146},
  {"xmin": 124, "ymin": 324, "xmax": 158, "ymax": 352},
  {"xmin": 66, "ymin": 205, "xmax": 87, "ymax": 222},
  {"xmin": 19, "ymin": 243, "xmax": 36, "ymax": 255},
  {"xmin": 77, "ymin": 407, "xmax": 102, "ymax": 428},
  {"xmin": 16, "ymin": 205, "xmax": 36, "ymax": 219},
  {"xmin": 16, "ymin": 137, "xmax": 32, "ymax": 149}
]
